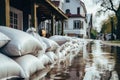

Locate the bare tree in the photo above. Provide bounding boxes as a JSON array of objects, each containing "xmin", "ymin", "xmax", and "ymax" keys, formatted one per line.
[{"xmin": 95, "ymin": 0, "xmax": 120, "ymax": 39}]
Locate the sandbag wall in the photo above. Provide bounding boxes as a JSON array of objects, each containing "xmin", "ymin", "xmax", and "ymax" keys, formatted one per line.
[{"xmin": 0, "ymin": 26, "xmax": 84, "ymax": 80}]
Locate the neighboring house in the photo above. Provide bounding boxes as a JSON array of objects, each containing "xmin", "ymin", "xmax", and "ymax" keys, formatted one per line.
[
  {"xmin": 0, "ymin": 0, "xmax": 67, "ymax": 36},
  {"xmin": 52, "ymin": 0, "xmax": 93, "ymax": 38},
  {"xmin": 63, "ymin": 0, "xmax": 87, "ymax": 38}
]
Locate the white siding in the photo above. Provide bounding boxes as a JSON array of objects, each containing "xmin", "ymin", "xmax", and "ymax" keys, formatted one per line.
[{"xmin": 63, "ymin": 0, "xmax": 81, "ymax": 14}]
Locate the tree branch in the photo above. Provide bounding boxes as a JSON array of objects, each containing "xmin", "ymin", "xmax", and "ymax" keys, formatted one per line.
[
  {"xmin": 100, "ymin": 3, "xmax": 115, "ymax": 13},
  {"xmin": 109, "ymin": 0, "xmax": 117, "ymax": 12}
]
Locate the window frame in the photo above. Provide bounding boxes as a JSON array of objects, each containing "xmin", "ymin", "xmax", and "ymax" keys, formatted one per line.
[
  {"xmin": 73, "ymin": 20, "xmax": 83, "ymax": 29},
  {"xmin": 10, "ymin": 7, "xmax": 23, "ymax": 30},
  {"xmin": 77, "ymin": 7, "xmax": 80, "ymax": 14},
  {"xmin": 66, "ymin": 9, "xmax": 70, "ymax": 14}
]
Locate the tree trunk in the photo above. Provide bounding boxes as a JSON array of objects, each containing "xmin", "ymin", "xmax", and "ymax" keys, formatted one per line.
[
  {"xmin": 115, "ymin": 4, "xmax": 120, "ymax": 40},
  {"xmin": 115, "ymin": 12, "xmax": 120, "ymax": 40},
  {"xmin": 116, "ymin": 19, "xmax": 120, "ymax": 40}
]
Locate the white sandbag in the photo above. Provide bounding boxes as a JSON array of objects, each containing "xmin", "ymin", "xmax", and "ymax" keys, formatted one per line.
[
  {"xmin": 0, "ymin": 53, "xmax": 25, "ymax": 79},
  {"xmin": 45, "ymin": 52, "xmax": 58, "ymax": 63},
  {"xmin": 57, "ymin": 52, "xmax": 66, "ymax": 63},
  {"xmin": 14, "ymin": 54, "xmax": 45, "ymax": 78},
  {"xmin": 0, "ymin": 26, "xmax": 42, "ymax": 56},
  {"xmin": 49, "ymin": 35, "xmax": 70, "ymax": 45},
  {"xmin": 41, "ymin": 37, "xmax": 59, "ymax": 51},
  {"xmin": 26, "ymin": 27, "xmax": 47, "ymax": 51},
  {"xmin": 37, "ymin": 53, "xmax": 52, "ymax": 66},
  {"xmin": 0, "ymin": 32, "xmax": 10, "ymax": 48}
]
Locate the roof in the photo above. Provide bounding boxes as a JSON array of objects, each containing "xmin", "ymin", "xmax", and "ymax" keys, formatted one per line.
[
  {"xmin": 36, "ymin": 0, "xmax": 68, "ymax": 20},
  {"xmin": 80, "ymin": 1, "xmax": 87, "ymax": 14}
]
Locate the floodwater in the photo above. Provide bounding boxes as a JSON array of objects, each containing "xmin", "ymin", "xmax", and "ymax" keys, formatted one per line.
[{"xmin": 37, "ymin": 40, "xmax": 120, "ymax": 80}]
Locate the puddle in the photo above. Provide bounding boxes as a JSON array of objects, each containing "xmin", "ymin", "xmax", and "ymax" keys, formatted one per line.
[{"xmin": 34, "ymin": 39, "xmax": 119, "ymax": 80}]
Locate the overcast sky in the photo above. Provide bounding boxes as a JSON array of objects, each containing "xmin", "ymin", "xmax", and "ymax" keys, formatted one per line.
[
  {"xmin": 81, "ymin": 0, "xmax": 105, "ymax": 32},
  {"xmin": 81, "ymin": 0, "xmax": 116, "ymax": 32}
]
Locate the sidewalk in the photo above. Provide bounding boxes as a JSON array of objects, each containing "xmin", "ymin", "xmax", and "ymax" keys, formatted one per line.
[{"xmin": 101, "ymin": 41, "xmax": 120, "ymax": 47}]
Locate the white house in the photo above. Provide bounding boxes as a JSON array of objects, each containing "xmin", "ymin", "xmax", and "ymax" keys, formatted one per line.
[
  {"xmin": 62, "ymin": 0, "xmax": 88, "ymax": 38},
  {"xmin": 52, "ymin": 0, "xmax": 93, "ymax": 38}
]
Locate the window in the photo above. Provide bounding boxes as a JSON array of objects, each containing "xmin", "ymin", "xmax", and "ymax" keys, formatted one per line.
[
  {"xmin": 66, "ymin": 0, "xmax": 70, "ymax": 3},
  {"xmin": 66, "ymin": 9, "xmax": 70, "ymax": 14},
  {"xmin": 77, "ymin": 7, "xmax": 80, "ymax": 14},
  {"xmin": 10, "ymin": 11, "xmax": 18, "ymax": 29},
  {"xmin": 73, "ymin": 20, "xmax": 83, "ymax": 29},
  {"xmin": 10, "ymin": 7, "xmax": 23, "ymax": 30}
]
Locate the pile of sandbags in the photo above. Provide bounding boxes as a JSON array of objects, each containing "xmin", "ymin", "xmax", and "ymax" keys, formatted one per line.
[
  {"xmin": 0, "ymin": 32, "xmax": 10, "ymax": 48},
  {"xmin": 49, "ymin": 35, "xmax": 71, "ymax": 45},
  {"xmin": 26, "ymin": 27, "xmax": 59, "ymax": 67},
  {"xmin": 0, "ymin": 26, "xmax": 47, "ymax": 79},
  {"xmin": 0, "ymin": 53, "xmax": 25, "ymax": 79},
  {"xmin": 51, "ymin": 37, "xmax": 84, "ymax": 69},
  {"xmin": 0, "ymin": 26, "xmax": 43, "ymax": 56},
  {"xmin": 0, "ymin": 26, "xmax": 84, "ymax": 79},
  {"xmin": 0, "ymin": 30, "xmax": 26, "ymax": 79}
]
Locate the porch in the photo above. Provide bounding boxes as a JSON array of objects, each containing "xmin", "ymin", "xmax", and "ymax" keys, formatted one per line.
[{"xmin": 0, "ymin": 0, "xmax": 68, "ymax": 36}]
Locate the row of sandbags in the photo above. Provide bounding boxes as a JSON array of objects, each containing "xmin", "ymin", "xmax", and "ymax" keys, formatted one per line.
[
  {"xmin": 0, "ymin": 26, "xmax": 58, "ymax": 79},
  {"xmin": 26, "ymin": 27, "xmax": 84, "ymax": 66},
  {"xmin": 0, "ymin": 26, "xmax": 84, "ymax": 80}
]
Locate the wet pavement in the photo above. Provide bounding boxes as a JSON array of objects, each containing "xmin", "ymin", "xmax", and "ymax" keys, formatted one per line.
[{"xmin": 37, "ymin": 39, "xmax": 119, "ymax": 80}]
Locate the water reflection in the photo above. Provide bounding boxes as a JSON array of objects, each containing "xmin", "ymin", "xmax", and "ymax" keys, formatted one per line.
[
  {"xmin": 38, "ymin": 40, "xmax": 120, "ymax": 80},
  {"xmin": 115, "ymin": 47, "xmax": 120, "ymax": 79}
]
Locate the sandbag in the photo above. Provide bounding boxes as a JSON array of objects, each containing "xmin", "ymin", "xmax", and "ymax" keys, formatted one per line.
[
  {"xmin": 0, "ymin": 32, "xmax": 10, "ymax": 48},
  {"xmin": 45, "ymin": 52, "xmax": 58, "ymax": 63},
  {"xmin": 37, "ymin": 53, "xmax": 52, "ymax": 66},
  {"xmin": 14, "ymin": 54, "xmax": 45, "ymax": 78},
  {"xmin": 41, "ymin": 37, "xmax": 59, "ymax": 52},
  {"xmin": 49, "ymin": 35, "xmax": 70, "ymax": 45},
  {"xmin": 26, "ymin": 27, "xmax": 47, "ymax": 51},
  {"xmin": 0, "ymin": 53, "xmax": 25, "ymax": 79},
  {"xmin": 0, "ymin": 26, "xmax": 42, "ymax": 56}
]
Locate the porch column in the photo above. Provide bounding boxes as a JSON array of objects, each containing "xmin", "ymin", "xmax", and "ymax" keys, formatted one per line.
[
  {"xmin": 31, "ymin": 2, "xmax": 37, "ymax": 29},
  {"xmin": 61, "ymin": 20, "xmax": 64, "ymax": 35},
  {"xmin": 51, "ymin": 15, "xmax": 55, "ymax": 36},
  {"xmin": 0, "ymin": 0, "xmax": 10, "ymax": 26}
]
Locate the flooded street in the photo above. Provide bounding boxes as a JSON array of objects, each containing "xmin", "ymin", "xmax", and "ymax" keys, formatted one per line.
[{"xmin": 40, "ymin": 39, "xmax": 120, "ymax": 80}]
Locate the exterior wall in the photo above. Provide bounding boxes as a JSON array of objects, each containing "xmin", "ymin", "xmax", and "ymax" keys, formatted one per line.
[
  {"xmin": 64, "ymin": 17, "xmax": 87, "ymax": 38},
  {"xmin": 63, "ymin": 0, "xmax": 81, "ymax": 14},
  {"xmin": 62, "ymin": 0, "xmax": 87, "ymax": 38}
]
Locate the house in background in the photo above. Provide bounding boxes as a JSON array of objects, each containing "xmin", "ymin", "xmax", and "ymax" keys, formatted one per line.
[
  {"xmin": 0, "ymin": 0, "xmax": 68, "ymax": 36},
  {"xmin": 52, "ymin": 0, "xmax": 93, "ymax": 38},
  {"xmin": 63, "ymin": 0, "xmax": 88, "ymax": 38}
]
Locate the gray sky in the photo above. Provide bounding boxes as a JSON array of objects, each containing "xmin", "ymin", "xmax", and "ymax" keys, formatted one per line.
[
  {"xmin": 81, "ymin": 0, "xmax": 107, "ymax": 32},
  {"xmin": 81, "ymin": 0, "xmax": 119, "ymax": 32}
]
